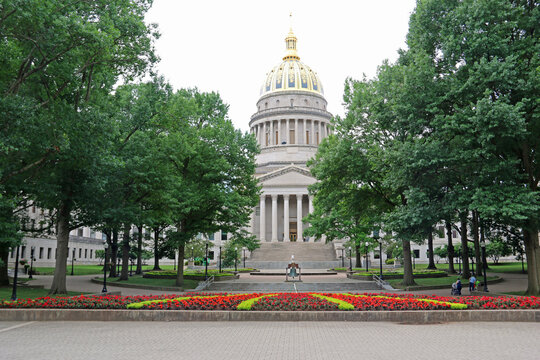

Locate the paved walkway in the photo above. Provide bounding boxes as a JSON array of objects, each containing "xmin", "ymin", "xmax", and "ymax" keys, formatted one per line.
[
  {"xmin": 24, "ymin": 270, "xmax": 530, "ymax": 297},
  {"xmin": 1, "ymin": 321, "xmax": 538, "ymax": 360}
]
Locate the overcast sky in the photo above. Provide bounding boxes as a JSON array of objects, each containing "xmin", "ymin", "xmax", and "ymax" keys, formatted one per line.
[{"xmin": 145, "ymin": 0, "xmax": 417, "ymax": 131}]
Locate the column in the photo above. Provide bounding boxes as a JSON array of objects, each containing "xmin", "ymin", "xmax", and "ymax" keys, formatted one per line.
[
  {"xmin": 270, "ymin": 121, "xmax": 274, "ymax": 145},
  {"xmin": 286, "ymin": 119, "xmax": 290, "ymax": 144},
  {"xmin": 271, "ymin": 194, "xmax": 278, "ymax": 242},
  {"xmin": 283, "ymin": 194, "xmax": 290, "ymax": 242},
  {"xmin": 311, "ymin": 120, "xmax": 315, "ymax": 145},
  {"xmin": 262, "ymin": 122, "xmax": 266, "ymax": 147},
  {"xmin": 259, "ymin": 195, "xmax": 266, "ymax": 241},
  {"xmin": 294, "ymin": 119, "xmax": 298, "ymax": 145},
  {"xmin": 318, "ymin": 121, "xmax": 322, "ymax": 144},
  {"xmin": 296, "ymin": 194, "xmax": 303, "ymax": 242},
  {"xmin": 309, "ymin": 195, "xmax": 314, "ymax": 214}
]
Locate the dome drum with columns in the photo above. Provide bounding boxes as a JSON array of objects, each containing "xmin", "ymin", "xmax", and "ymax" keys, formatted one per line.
[{"xmin": 248, "ymin": 27, "xmax": 332, "ymax": 243}]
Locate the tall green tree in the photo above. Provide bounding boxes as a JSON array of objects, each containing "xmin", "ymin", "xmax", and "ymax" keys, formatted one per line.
[{"xmin": 0, "ymin": 0, "xmax": 158, "ymax": 294}]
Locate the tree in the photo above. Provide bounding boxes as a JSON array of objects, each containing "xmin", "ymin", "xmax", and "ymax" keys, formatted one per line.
[
  {"xmin": 486, "ymin": 237, "xmax": 512, "ymax": 264},
  {"xmin": 159, "ymin": 89, "xmax": 260, "ymax": 286},
  {"xmin": 0, "ymin": 0, "xmax": 158, "ymax": 294}
]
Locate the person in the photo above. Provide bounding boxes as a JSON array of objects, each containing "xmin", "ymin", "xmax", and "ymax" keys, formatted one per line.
[
  {"xmin": 476, "ymin": 279, "xmax": 481, "ymax": 290},
  {"xmin": 451, "ymin": 281, "xmax": 458, "ymax": 295},
  {"xmin": 456, "ymin": 279, "xmax": 462, "ymax": 295},
  {"xmin": 469, "ymin": 275, "xmax": 476, "ymax": 292}
]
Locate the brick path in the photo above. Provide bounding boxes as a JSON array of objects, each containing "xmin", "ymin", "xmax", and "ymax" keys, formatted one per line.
[{"xmin": 1, "ymin": 321, "xmax": 539, "ymax": 360}]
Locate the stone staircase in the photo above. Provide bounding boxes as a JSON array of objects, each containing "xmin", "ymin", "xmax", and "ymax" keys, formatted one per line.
[
  {"xmin": 208, "ymin": 281, "xmax": 380, "ymax": 292},
  {"xmin": 246, "ymin": 242, "xmax": 340, "ymax": 269}
]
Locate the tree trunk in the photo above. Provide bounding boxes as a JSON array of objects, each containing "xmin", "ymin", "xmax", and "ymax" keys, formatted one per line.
[
  {"xmin": 136, "ymin": 224, "xmax": 143, "ymax": 275},
  {"xmin": 175, "ymin": 244, "xmax": 185, "ymax": 287},
  {"xmin": 446, "ymin": 220, "xmax": 456, "ymax": 273},
  {"xmin": 153, "ymin": 227, "xmax": 161, "ymax": 270},
  {"xmin": 109, "ymin": 230, "xmax": 118, "ymax": 277},
  {"xmin": 0, "ymin": 246, "xmax": 9, "ymax": 286},
  {"xmin": 523, "ymin": 224, "xmax": 540, "ymax": 296},
  {"xmin": 427, "ymin": 228, "xmax": 436, "ymax": 270},
  {"xmin": 119, "ymin": 223, "xmax": 130, "ymax": 280},
  {"xmin": 355, "ymin": 244, "xmax": 361, "ymax": 269},
  {"xmin": 460, "ymin": 212, "xmax": 470, "ymax": 279},
  {"xmin": 472, "ymin": 211, "xmax": 483, "ymax": 277},
  {"xmin": 401, "ymin": 239, "xmax": 417, "ymax": 286},
  {"xmin": 49, "ymin": 200, "xmax": 71, "ymax": 294}
]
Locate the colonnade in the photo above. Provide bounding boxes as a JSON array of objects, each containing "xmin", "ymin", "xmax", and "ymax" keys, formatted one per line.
[
  {"xmin": 258, "ymin": 193, "xmax": 318, "ymax": 242},
  {"xmin": 251, "ymin": 119, "xmax": 330, "ymax": 147}
]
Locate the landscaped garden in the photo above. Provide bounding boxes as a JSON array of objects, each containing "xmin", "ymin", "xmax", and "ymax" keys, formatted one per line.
[{"xmin": 1, "ymin": 292, "xmax": 538, "ymax": 311}]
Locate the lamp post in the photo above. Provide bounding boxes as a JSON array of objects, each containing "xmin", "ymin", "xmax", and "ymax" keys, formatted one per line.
[
  {"xmin": 365, "ymin": 241, "xmax": 369, "ymax": 271},
  {"xmin": 373, "ymin": 229, "xmax": 382, "ymax": 280},
  {"xmin": 471, "ymin": 256, "xmax": 475, "ymax": 274},
  {"xmin": 234, "ymin": 247, "xmax": 238, "ymax": 273},
  {"xmin": 129, "ymin": 258, "xmax": 133, "ymax": 276},
  {"xmin": 242, "ymin": 247, "xmax": 246, "ymax": 269},
  {"xmin": 480, "ymin": 241, "xmax": 489, "ymax": 292},
  {"xmin": 204, "ymin": 242, "xmax": 209, "ymax": 281},
  {"xmin": 173, "ymin": 250, "xmax": 176, "ymax": 271},
  {"xmin": 102, "ymin": 241, "xmax": 108, "ymax": 293},
  {"xmin": 341, "ymin": 248, "xmax": 344, "ymax": 268},
  {"xmin": 11, "ymin": 245, "xmax": 20, "ymax": 300},
  {"xmin": 117, "ymin": 257, "xmax": 120, "ymax": 276},
  {"xmin": 219, "ymin": 246, "xmax": 222, "ymax": 273},
  {"xmin": 29, "ymin": 246, "xmax": 35, "ymax": 279},
  {"xmin": 348, "ymin": 246, "xmax": 352, "ymax": 271},
  {"xmin": 191, "ymin": 246, "xmax": 194, "ymax": 261},
  {"xmin": 71, "ymin": 248, "xmax": 76, "ymax": 276}
]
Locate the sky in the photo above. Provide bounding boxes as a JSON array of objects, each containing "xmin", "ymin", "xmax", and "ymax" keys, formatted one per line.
[{"xmin": 145, "ymin": 0, "xmax": 417, "ymax": 132}]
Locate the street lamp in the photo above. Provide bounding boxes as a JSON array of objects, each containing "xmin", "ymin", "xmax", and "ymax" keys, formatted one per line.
[
  {"xmin": 191, "ymin": 246, "xmax": 194, "ymax": 261},
  {"xmin": 348, "ymin": 246, "xmax": 352, "ymax": 271},
  {"xmin": 71, "ymin": 248, "xmax": 76, "ymax": 276},
  {"xmin": 102, "ymin": 241, "xmax": 108, "ymax": 293},
  {"xmin": 173, "ymin": 250, "xmax": 176, "ymax": 271},
  {"xmin": 341, "ymin": 248, "xmax": 344, "ymax": 268},
  {"xmin": 234, "ymin": 246, "xmax": 238, "ymax": 273},
  {"xmin": 480, "ymin": 241, "xmax": 489, "ymax": 292},
  {"xmin": 11, "ymin": 245, "xmax": 20, "ymax": 300},
  {"xmin": 242, "ymin": 247, "xmax": 246, "ymax": 269},
  {"xmin": 365, "ymin": 241, "xmax": 369, "ymax": 271},
  {"xmin": 129, "ymin": 258, "xmax": 133, "ymax": 276},
  {"xmin": 219, "ymin": 245, "xmax": 222, "ymax": 273},
  {"xmin": 29, "ymin": 246, "xmax": 35, "ymax": 279},
  {"xmin": 373, "ymin": 229, "xmax": 382, "ymax": 280},
  {"xmin": 204, "ymin": 242, "xmax": 209, "ymax": 281}
]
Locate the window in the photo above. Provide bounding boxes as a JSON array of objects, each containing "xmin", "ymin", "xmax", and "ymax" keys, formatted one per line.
[
  {"xmin": 255, "ymin": 206, "xmax": 260, "ymax": 216},
  {"xmin": 85, "ymin": 249, "xmax": 88, "ymax": 258},
  {"xmin": 39, "ymin": 247, "xmax": 44, "ymax": 259},
  {"xmin": 289, "ymin": 130, "xmax": 295, "ymax": 144},
  {"xmin": 79, "ymin": 248, "xmax": 82, "ymax": 258},
  {"xmin": 438, "ymin": 226, "xmax": 444, "ymax": 237},
  {"xmin": 208, "ymin": 251, "xmax": 215, "ymax": 260},
  {"xmin": 275, "ymin": 131, "xmax": 278, "ymax": 145},
  {"xmin": 221, "ymin": 232, "xmax": 228, "ymax": 241},
  {"xmin": 90, "ymin": 249, "xmax": 93, "ymax": 259},
  {"xmin": 90, "ymin": 230, "xmax": 95, "ymax": 238},
  {"xmin": 55, "ymin": 248, "xmax": 57, "ymax": 259},
  {"xmin": 316, "ymin": 132, "xmax": 319, "ymax": 145},
  {"xmin": 31, "ymin": 219, "xmax": 35, "ymax": 230},
  {"xmin": 77, "ymin": 228, "xmax": 83, "ymax": 237},
  {"xmin": 21, "ymin": 246, "xmax": 26, "ymax": 258},
  {"xmin": 208, "ymin": 233, "xmax": 214, "ymax": 241},
  {"xmin": 413, "ymin": 249, "xmax": 420, "ymax": 258},
  {"xmin": 47, "ymin": 248, "xmax": 51, "ymax": 259},
  {"xmin": 11, "ymin": 249, "xmax": 14, "ymax": 258},
  {"xmin": 290, "ymin": 99, "xmax": 294, "ymax": 107},
  {"xmin": 452, "ymin": 230, "xmax": 457, "ymax": 238},
  {"xmin": 102, "ymin": 233, "xmax": 107, "ymax": 240},
  {"xmin": 305, "ymin": 131, "xmax": 310, "ymax": 144},
  {"xmin": 265, "ymin": 133, "xmax": 269, "ymax": 146},
  {"xmin": 32, "ymin": 205, "xmax": 36, "ymax": 213}
]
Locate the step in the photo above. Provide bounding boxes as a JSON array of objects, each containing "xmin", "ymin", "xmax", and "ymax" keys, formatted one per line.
[
  {"xmin": 208, "ymin": 282, "xmax": 380, "ymax": 292},
  {"xmin": 245, "ymin": 261, "xmax": 341, "ymax": 270}
]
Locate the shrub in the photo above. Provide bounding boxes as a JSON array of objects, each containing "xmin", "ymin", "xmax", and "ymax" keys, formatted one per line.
[{"xmin": 385, "ymin": 258, "xmax": 395, "ymax": 265}]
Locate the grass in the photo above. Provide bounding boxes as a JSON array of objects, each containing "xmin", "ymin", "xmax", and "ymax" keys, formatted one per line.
[
  {"xmin": 32, "ymin": 264, "xmax": 177, "ymax": 276},
  {"xmin": 111, "ymin": 275, "xmax": 198, "ymax": 290},
  {"xmin": 407, "ymin": 262, "xmax": 527, "ymax": 274},
  {"xmin": 387, "ymin": 276, "xmax": 498, "ymax": 289},
  {"xmin": 0, "ymin": 287, "xmax": 87, "ymax": 300}
]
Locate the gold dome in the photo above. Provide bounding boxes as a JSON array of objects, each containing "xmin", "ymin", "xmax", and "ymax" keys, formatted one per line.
[{"xmin": 260, "ymin": 29, "xmax": 324, "ymax": 96}]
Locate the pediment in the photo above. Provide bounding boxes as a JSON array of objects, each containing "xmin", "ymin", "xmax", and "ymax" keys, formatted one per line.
[{"xmin": 258, "ymin": 165, "xmax": 316, "ymax": 186}]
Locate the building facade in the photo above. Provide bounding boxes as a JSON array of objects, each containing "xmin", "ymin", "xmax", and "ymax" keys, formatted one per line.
[{"xmin": 248, "ymin": 28, "xmax": 332, "ymax": 243}]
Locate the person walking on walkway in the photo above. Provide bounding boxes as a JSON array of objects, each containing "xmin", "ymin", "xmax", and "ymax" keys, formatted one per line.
[{"xmin": 469, "ymin": 275, "xmax": 476, "ymax": 292}]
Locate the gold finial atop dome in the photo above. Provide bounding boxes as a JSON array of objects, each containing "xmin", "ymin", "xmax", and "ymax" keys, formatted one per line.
[{"xmin": 283, "ymin": 13, "xmax": 299, "ymax": 60}]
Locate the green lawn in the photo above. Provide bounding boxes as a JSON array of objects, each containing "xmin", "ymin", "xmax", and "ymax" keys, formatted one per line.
[
  {"xmin": 387, "ymin": 275, "xmax": 498, "ymax": 289},
  {"xmin": 32, "ymin": 264, "xmax": 177, "ymax": 276},
  {"xmin": 406, "ymin": 262, "xmax": 527, "ymax": 274},
  {"xmin": 0, "ymin": 287, "xmax": 87, "ymax": 300},
  {"xmin": 110, "ymin": 275, "xmax": 198, "ymax": 290}
]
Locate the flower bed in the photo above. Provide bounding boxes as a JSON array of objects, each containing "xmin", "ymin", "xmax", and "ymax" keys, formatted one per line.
[{"xmin": 1, "ymin": 292, "xmax": 539, "ymax": 311}]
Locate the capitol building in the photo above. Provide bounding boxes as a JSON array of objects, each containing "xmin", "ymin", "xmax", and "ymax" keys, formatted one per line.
[{"xmin": 248, "ymin": 27, "xmax": 332, "ymax": 244}]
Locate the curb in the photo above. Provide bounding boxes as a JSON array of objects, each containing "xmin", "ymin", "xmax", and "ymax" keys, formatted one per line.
[{"xmin": 0, "ymin": 309, "xmax": 538, "ymax": 323}]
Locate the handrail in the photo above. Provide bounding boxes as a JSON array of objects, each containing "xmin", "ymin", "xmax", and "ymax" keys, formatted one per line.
[
  {"xmin": 195, "ymin": 275, "xmax": 215, "ymax": 291},
  {"xmin": 372, "ymin": 274, "xmax": 393, "ymax": 290}
]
